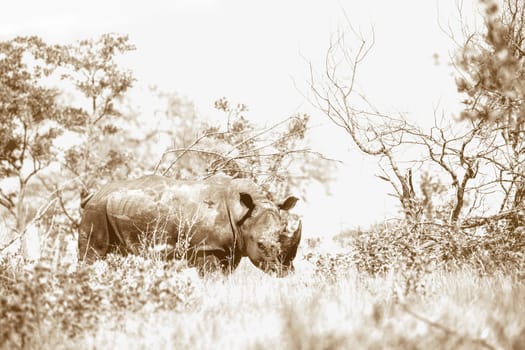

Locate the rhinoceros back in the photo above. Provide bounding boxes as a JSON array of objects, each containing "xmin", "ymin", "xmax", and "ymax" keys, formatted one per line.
[{"xmin": 79, "ymin": 174, "xmax": 240, "ymax": 261}]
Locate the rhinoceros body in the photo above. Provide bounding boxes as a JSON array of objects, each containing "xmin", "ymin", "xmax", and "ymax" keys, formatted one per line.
[{"xmin": 78, "ymin": 174, "xmax": 301, "ymax": 275}]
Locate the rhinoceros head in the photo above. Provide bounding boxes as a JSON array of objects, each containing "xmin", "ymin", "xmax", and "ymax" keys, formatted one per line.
[{"xmin": 237, "ymin": 193, "xmax": 301, "ymax": 277}]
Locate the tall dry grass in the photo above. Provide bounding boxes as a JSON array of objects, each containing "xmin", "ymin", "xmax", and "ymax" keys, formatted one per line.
[{"xmin": 1, "ymin": 228, "xmax": 524, "ymax": 350}]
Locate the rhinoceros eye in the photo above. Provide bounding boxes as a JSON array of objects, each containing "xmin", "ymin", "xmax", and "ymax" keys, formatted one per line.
[{"xmin": 257, "ymin": 241, "xmax": 265, "ymax": 250}]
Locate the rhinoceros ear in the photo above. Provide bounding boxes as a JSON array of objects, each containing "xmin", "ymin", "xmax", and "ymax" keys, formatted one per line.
[
  {"xmin": 236, "ymin": 192, "xmax": 255, "ymax": 226},
  {"xmin": 279, "ymin": 196, "xmax": 299, "ymax": 211},
  {"xmin": 239, "ymin": 192, "xmax": 255, "ymax": 210}
]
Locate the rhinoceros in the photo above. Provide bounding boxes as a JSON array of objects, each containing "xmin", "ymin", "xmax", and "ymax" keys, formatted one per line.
[{"xmin": 78, "ymin": 174, "xmax": 301, "ymax": 276}]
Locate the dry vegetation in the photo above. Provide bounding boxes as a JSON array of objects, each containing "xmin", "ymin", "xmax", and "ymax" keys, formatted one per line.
[
  {"xmin": 2, "ymin": 1, "xmax": 525, "ymax": 349},
  {"xmin": 1, "ymin": 225, "xmax": 524, "ymax": 350}
]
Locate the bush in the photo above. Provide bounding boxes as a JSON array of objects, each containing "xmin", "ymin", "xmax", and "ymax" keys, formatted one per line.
[
  {"xmin": 303, "ymin": 251, "xmax": 355, "ymax": 280},
  {"xmin": 0, "ymin": 258, "xmax": 101, "ymax": 347},
  {"xmin": 0, "ymin": 254, "xmax": 199, "ymax": 348},
  {"xmin": 351, "ymin": 222, "xmax": 525, "ymax": 277}
]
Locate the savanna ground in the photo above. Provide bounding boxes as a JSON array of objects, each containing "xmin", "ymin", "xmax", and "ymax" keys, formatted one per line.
[
  {"xmin": 1, "ymin": 223, "xmax": 524, "ymax": 350},
  {"xmin": 3, "ymin": 1, "xmax": 525, "ymax": 349}
]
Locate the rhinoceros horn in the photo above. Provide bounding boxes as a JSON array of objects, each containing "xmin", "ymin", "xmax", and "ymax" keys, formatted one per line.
[
  {"xmin": 280, "ymin": 221, "xmax": 302, "ymax": 262},
  {"xmin": 288, "ymin": 221, "xmax": 302, "ymax": 258}
]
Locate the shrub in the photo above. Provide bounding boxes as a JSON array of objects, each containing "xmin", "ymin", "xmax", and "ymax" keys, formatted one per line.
[
  {"xmin": 351, "ymin": 221, "xmax": 525, "ymax": 278},
  {"xmin": 0, "ymin": 258, "xmax": 102, "ymax": 347},
  {"xmin": 0, "ymin": 254, "xmax": 199, "ymax": 348},
  {"xmin": 303, "ymin": 251, "xmax": 355, "ymax": 280}
]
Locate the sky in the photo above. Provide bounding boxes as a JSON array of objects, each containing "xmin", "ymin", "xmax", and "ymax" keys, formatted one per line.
[{"xmin": 0, "ymin": 0, "xmax": 481, "ymax": 236}]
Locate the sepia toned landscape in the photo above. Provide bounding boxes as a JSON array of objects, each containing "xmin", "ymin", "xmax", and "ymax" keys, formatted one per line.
[{"xmin": 1, "ymin": 0, "xmax": 525, "ymax": 349}]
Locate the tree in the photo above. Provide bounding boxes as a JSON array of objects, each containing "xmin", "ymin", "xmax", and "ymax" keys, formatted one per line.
[
  {"xmin": 306, "ymin": 24, "xmax": 435, "ymax": 223},
  {"xmin": 0, "ymin": 34, "xmax": 136, "ymax": 258},
  {"xmin": 0, "ymin": 36, "xmax": 64, "ymax": 257},
  {"xmin": 149, "ymin": 89, "xmax": 210, "ymax": 180},
  {"xmin": 155, "ymin": 97, "xmax": 336, "ymax": 201},
  {"xmin": 60, "ymin": 33, "xmax": 135, "ymax": 195},
  {"xmin": 41, "ymin": 34, "xmax": 136, "ymax": 231},
  {"xmin": 453, "ymin": 0, "xmax": 525, "ymax": 227},
  {"xmin": 307, "ymin": 19, "xmax": 495, "ymax": 225}
]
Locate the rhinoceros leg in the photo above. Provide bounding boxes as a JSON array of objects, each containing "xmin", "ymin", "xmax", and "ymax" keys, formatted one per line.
[
  {"xmin": 191, "ymin": 248, "xmax": 242, "ymax": 276},
  {"xmin": 193, "ymin": 254, "xmax": 223, "ymax": 276},
  {"xmin": 78, "ymin": 208, "xmax": 110, "ymax": 263}
]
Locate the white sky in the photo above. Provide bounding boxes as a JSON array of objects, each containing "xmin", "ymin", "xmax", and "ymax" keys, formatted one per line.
[{"xmin": 1, "ymin": 0, "xmax": 481, "ymax": 236}]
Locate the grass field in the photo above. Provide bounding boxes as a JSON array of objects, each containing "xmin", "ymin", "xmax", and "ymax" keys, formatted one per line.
[{"xmin": 1, "ymin": 238, "xmax": 524, "ymax": 350}]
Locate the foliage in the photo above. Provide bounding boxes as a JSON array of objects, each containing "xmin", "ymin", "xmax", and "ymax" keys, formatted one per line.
[
  {"xmin": 416, "ymin": 171, "xmax": 451, "ymax": 222},
  {"xmin": 206, "ymin": 97, "xmax": 313, "ymax": 199},
  {"xmin": 348, "ymin": 222, "xmax": 525, "ymax": 280},
  {"xmin": 455, "ymin": 0, "xmax": 525, "ymax": 123},
  {"xmin": 0, "ymin": 34, "xmax": 137, "ymax": 257},
  {"xmin": 147, "ymin": 89, "xmax": 210, "ymax": 180},
  {"xmin": 1, "ymin": 241, "xmax": 524, "ymax": 349},
  {"xmin": 0, "ymin": 255, "xmax": 198, "ymax": 349},
  {"xmin": 50, "ymin": 33, "xmax": 136, "ymax": 231},
  {"xmin": 156, "ymin": 96, "xmax": 336, "ymax": 201},
  {"xmin": 303, "ymin": 251, "xmax": 354, "ymax": 280},
  {"xmin": 58, "ymin": 33, "xmax": 135, "ymax": 181},
  {"xmin": 0, "ymin": 37, "xmax": 63, "ymax": 225},
  {"xmin": 453, "ymin": 0, "xmax": 525, "ymax": 220},
  {"xmin": 307, "ymin": 0, "xmax": 525, "ymax": 229}
]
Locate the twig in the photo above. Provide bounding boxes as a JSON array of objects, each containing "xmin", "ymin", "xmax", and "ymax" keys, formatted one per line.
[
  {"xmin": 460, "ymin": 209, "xmax": 523, "ymax": 228},
  {"xmin": 55, "ymin": 186, "xmax": 80, "ymax": 229},
  {"xmin": 155, "ymin": 129, "xmax": 252, "ymax": 175},
  {"xmin": 0, "ymin": 198, "xmax": 58, "ymax": 253}
]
